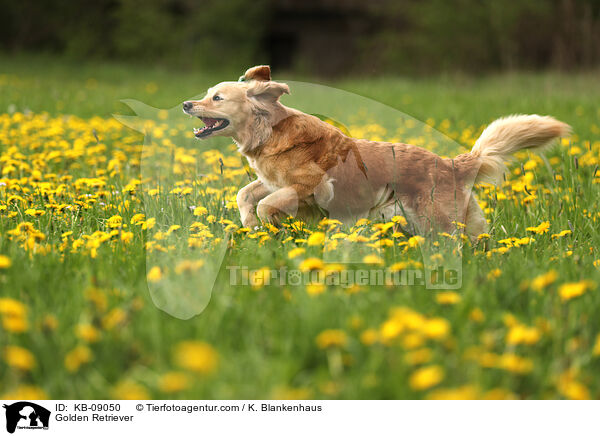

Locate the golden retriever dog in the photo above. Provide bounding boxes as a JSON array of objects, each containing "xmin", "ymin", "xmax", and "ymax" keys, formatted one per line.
[{"xmin": 183, "ymin": 65, "xmax": 570, "ymax": 241}]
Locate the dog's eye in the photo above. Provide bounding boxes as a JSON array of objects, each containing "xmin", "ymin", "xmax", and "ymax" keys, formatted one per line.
[{"xmin": 212, "ymin": 95, "xmax": 223, "ymax": 101}]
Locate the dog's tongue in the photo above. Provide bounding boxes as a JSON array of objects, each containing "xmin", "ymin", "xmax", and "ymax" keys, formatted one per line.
[{"xmin": 201, "ymin": 117, "xmax": 218, "ymax": 127}]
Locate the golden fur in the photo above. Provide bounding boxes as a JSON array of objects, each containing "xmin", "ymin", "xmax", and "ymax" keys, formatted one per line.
[{"xmin": 183, "ymin": 65, "xmax": 570, "ymax": 240}]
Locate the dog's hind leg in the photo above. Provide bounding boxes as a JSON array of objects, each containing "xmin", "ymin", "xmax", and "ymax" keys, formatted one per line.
[{"xmin": 465, "ymin": 193, "xmax": 488, "ymax": 242}]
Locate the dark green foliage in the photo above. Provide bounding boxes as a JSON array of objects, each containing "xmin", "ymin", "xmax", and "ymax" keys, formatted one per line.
[
  {"xmin": 0, "ymin": 0, "xmax": 599, "ymax": 74},
  {"xmin": 0, "ymin": 0, "xmax": 269, "ymax": 71},
  {"xmin": 362, "ymin": 0, "xmax": 600, "ymax": 74}
]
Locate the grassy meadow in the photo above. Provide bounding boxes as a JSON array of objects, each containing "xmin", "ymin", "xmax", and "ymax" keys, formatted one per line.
[{"xmin": 1, "ymin": 55, "xmax": 600, "ymax": 399}]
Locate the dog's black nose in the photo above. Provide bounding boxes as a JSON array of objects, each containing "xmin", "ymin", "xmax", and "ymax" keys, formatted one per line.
[{"xmin": 183, "ymin": 101, "xmax": 193, "ymax": 111}]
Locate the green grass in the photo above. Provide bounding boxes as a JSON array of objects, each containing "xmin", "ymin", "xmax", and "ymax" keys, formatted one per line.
[
  {"xmin": 1, "ymin": 53, "xmax": 599, "ymax": 400},
  {"xmin": 2, "ymin": 53, "xmax": 599, "ymax": 130}
]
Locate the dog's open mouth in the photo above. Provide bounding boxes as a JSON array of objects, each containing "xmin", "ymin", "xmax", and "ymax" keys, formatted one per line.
[{"xmin": 193, "ymin": 117, "xmax": 230, "ymax": 138}]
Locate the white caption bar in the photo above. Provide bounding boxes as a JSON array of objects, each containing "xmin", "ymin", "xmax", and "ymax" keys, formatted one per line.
[{"xmin": 1, "ymin": 400, "xmax": 597, "ymax": 436}]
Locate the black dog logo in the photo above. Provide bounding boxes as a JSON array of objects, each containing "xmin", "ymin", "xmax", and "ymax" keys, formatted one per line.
[{"xmin": 3, "ymin": 402, "xmax": 50, "ymax": 434}]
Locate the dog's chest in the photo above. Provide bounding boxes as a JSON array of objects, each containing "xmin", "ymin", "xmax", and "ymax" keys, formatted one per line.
[{"xmin": 246, "ymin": 156, "xmax": 283, "ymax": 191}]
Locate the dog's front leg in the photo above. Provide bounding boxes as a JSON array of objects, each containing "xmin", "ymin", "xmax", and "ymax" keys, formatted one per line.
[
  {"xmin": 236, "ymin": 180, "xmax": 271, "ymax": 228},
  {"xmin": 256, "ymin": 185, "xmax": 309, "ymax": 226}
]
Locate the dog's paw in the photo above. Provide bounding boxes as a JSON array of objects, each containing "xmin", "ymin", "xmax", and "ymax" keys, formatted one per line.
[{"xmin": 241, "ymin": 214, "xmax": 260, "ymax": 228}]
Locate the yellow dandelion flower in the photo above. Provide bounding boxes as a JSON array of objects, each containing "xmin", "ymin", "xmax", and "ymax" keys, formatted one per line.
[
  {"xmin": 173, "ymin": 341, "xmax": 219, "ymax": 374},
  {"xmin": 64, "ymin": 345, "xmax": 92, "ymax": 372},
  {"xmin": 249, "ymin": 267, "xmax": 271, "ymax": 289},
  {"xmin": 423, "ymin": 318, "xmax": 450, "ymax": 340},
  {"xmin": 559, "ymin": 281, "xmax": 594, "ymax": 301},
  {"xmin": 531, "ymin": 270, "xmax": 557, "ymax": 292},
  {"xmin": 158, "ymin": 372, "xmax": 190, "ymax": 393},
  {"xmin": 0, "ymin": 385, "xmax": 47, "ymax": 400},
  {"xmin": 469, "ymin": 308, "xmax": 485, "ymax": 322},
  {"xmin": 502, "ymin": 313, "xmax": 519, "ymax": 327},
  {"xmin": 380, "ymin": 318, "xmax": 404, "ymax": 343},
  {"xmin": 487, "ymin": 268, "xmax": 502, "ymax": 279},
  {"xmin": 435, "ymin": 291, "xmax": 461, "ymax": 305},
  {"xmin": 330, "ymin": 232, "xmax": 348, "ymax": 239},
  {"xmin": 167, "ymin": 225, "xmax": 181, "ymax": 235},
  {"xmin": 592, "ymin": 334, "xmax": 600, "ymax": 356},
  {"xmin": 315, "ymin": 329, "xmax": 347, "ymax": 349},
  {"xmin": 523, "ymin": 159, "xmax": 538, "ymax": 170},
  {"xmin": 75, "ymin": 324, "xmax": 101, "ymax": 343},
  {"xmin": 551, "ymin": 230, "xmax": 571, "ymax": 239},
  {"xmin": 389, "ymin": 261, "xmax": 409, "ymax": 272},
  {"xmin": 85, "ymin": 288, "xmax": 107, "ymax": 312},
  {"xmin": 0, "ymin": 298, "xmax": 26, "ymax": 318},
  {"xmin": 345, "ymin": 284, "xmax": 363, "ymax": 294},
  {"xmin": 307, "ymin": 232, "xmax": 326, "ymax": 246},
  {"xmin": 497, "ymin": 354, "xmax": 533, "ymax": 374},
  {"xmin": 121, "ymin": 231, "xmax": 134, "ymax": 243},
  {"xmin": 363, "ymin": 254, "xmax": 384, "ymax": 265},
  {"xmin": 147, "ymin": 266, "xmax": 163, "ymax": 282},
  {"xmin": 43, "ymin": 315, "xmax": 58, "ymax": 331},
  {"xmin": 452, "ymin": 221, "xmax": 466, "ymax": 229},
  {"xmin": 526, "ymin": 221, "xmax": 550, "ymax": 234},
  {"xmin": 24, "ymin": 209, "xmax": 45, "ymax": 217},
  {"xmin": 111, "ymin": 380, "xmax": 150, "ymax": 400},
  {"xmin": 4, "ymin": 345, "xmax": 35, "ymax": 371},
  {"xmin": 192, "ymin": 206, "xmax": 208, "ymax": 216},
  {"xmin": 360, "ymin": 329, "xmax": 379, "ymax": 346},
  {"xmin": 174, "ymin": 259, "xmax": 204, "ymax": 274},
  {"xmin": 427, "ymin": 385, "xmax": 479, "ymax": 400},
  {"xmin": 306, "ymin": 283, "xmax": 326, "ymax": 296},
  {"xmin": 354, "ymin": 218, "xmax": 370, "ymax": 227},
  {"xmin": 2, "ymin": 316, "xmax": 28, "ymax": 333},
  {"xmin": 409, "ymin": 365, "xmax": 444, "ymax": 391},
  {"xmin": 130, "ymin": 213, "xmax": 145, "ymax": 224},
  {"xmin": 557, "ymin": 372, "xmax": 590, "ymax": 400},
  {"xmin": 287, "ymin": 247, "xmax": 305, "ymax": 259},
  {"xmin": 408, "ymin": 235, "xmax": 425, "ymax": 248},
  {"xmin": 402, "ymin": 332, "xmax": 425, "ymax": 349},
  {"xmin": 106, "ymin": 215, "xmax": 123, "ymax": 228},
  {"xmin": 405, "ymin": 348, "xmax": 433, "ymax": 366},
  {"xmin": 102, "ymin": 308, "xmax": 127, "ymax": 330},
  {"xmin": 0, "ymin": 255, "xmax": 12, "ymax": 269},
  {"xmin": 391, "ymin": 215, "xmax": 408, "ymax": 226},
  {"xmin": 299, "ymin": 257, "xmax": 324, "ymax": 271},
  {"xmin": 506, "ymin": 325, "xmax": 541, "ymax": 345}
]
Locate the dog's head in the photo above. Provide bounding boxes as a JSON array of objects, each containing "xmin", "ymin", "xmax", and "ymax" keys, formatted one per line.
[{"xmin": 183, "ymin": 65, "xmax": 290, "ymax": 150}]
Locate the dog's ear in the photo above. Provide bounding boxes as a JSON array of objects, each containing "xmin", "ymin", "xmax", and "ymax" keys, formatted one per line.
[
  {"xmin": 247, "ymin": 81, "xmax": 290, "ymax": 102},
  {"xmin": 241, "ymin": 65, "xmax": 271, "ymax": 82}
]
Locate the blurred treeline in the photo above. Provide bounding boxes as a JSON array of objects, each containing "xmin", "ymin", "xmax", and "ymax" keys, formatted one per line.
[{"xmin": 1, "ymin": 0, "xmax": 599, "ymax": 76}]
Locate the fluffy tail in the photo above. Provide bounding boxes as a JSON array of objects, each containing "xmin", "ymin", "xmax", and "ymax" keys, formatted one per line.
[{"xmin": 470, "ymin": 114, "xmax": 571, "ymax": 184}]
